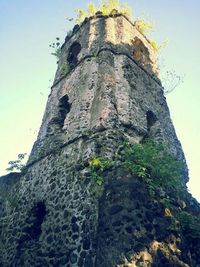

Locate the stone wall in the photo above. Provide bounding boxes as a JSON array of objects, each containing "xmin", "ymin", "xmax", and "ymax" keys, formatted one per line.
[
  {"xmin": 0, "ymin": 131, "xmax": 200, "ymax": 266},
  {"xmin": 0, "ymin": 14, "xmax": 199, "ymax": 267}
]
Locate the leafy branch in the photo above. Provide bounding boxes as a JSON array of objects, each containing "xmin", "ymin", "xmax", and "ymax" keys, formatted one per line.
[
  {"xmin": 89, "ymin": 158, "xmax": 112, "ymax": 186},
  {"xmin": 75, "ymin": 0, "xmax": 132, "ymax": 24},
  {"xmin": 74, "ymin": 1, "xmax": 164, "ymax": 54},
  {"xmin": 6, "ymin": 153, "xmax": 28, "ymax": 172},
  {"xmin": 49, "ymin": 37, "xmax": 61, "ymax": 62},
  {"xmin": 89, "ymin": 139, "xmax": 185, "ymax": 200}
]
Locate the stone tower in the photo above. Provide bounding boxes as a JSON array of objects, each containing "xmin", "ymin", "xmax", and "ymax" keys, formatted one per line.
[{"xmin": 0, "ymin": 13, "xmax": 200, "ymax": 267}]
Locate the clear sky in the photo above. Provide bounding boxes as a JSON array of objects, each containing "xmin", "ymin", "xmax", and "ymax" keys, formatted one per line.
[{"xmin": 0, "ymin": 1, "xmax": 199, "ymax": 200}]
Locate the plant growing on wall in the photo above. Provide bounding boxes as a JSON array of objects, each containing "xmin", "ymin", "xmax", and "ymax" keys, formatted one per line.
[
  {"xmin": 134, "ymin": 18, "xmax": 153, "ymax": 35},
  {"xmin": 75, "ymin": 0, "xmax": 132, "ymax": 24},
  {"xmin": 60, "ymin": 63, "xmax": 71, "ymax": 76},
  {"xmin": 120, "ymin": 140, "xmax": 185, "ymax": 197},
  {"xmin": 178, "ymin": 211, "xmax": 200, "ymax": 240},
  {"xmin": 74, "ymin": 1, "xmax": 164, "ymax": 55},
  {"xmin": 6, "ymin": 153, "xmax": 27, "ymax": 172},
  {"xmin": 89, "ymin": 158, "xmax": 112, "ymax": 186},
  {"xmin": 49, "ymin": 37, "xmax": 62, "ymax": 62},
  {"xmin": 89, "ymin": 139, "xmax": 185, "ymax": 199}
]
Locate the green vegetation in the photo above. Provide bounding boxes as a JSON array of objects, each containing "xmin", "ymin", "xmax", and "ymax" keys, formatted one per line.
[
  {"xmin": 120, "ymin": 140, "xmax": 185, "ymax": 197},
  {"xmin": 178, "ymin": 211, "xmax": 200, "ymax": 239},
  {"xmin": 89, "ymin": 158, "xmax": 112, "ymax": 186},
  {"xmin": 150, "ymin": 39, "xmax": 168, "ymax": 53},
  {"xmin": 49, "ymin": 1, "xmax": 164, "ymax": 64},
  {"xmin": 134, "ymin": 19, "xmax": 153, "ymax": 35},
  {"xmin": 88, "ymin": 140, "xmax": 200, "ymax": 241},
  {"xmin": 75, "ymin": 0, "xmax": 132, "ymax": 24},
  {"xmin": 134, "ymin": 18, "xmax": 168, "ymax": 52},
  {"xmin": 74, "ymin": 1, "xmax": 163, "ymax": 53},
  {"xmin": 6, "ymin": 153, "xmax": 27, "ymax": 172},
  {"xmin": 49, "ymin": 37, "xmax": 62, "ymax": 61},
  {"xmin": 89, "ymin": 139, "xmax": 185, "ymax": 198},
  {"xmin": 60, "ymin": 63, "xmax": 71, "ymax": 76}
]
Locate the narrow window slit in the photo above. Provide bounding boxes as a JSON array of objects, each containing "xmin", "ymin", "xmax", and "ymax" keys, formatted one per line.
[
  {"xmin": 58, "ymin": 95, "xmax": 71, "ymax": 128},
  {"xmin": 67, "ymin": 42, "xmax": 81, "ymax": 68},
  {"xmin": 146, "ymin": 110, "xmax": 157, "ymax": 131}
]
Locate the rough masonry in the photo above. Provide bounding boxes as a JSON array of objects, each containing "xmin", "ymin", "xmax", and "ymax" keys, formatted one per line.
[{"xmin": 0, "ymin": 13, "xmax": 199, "ymax": 267}]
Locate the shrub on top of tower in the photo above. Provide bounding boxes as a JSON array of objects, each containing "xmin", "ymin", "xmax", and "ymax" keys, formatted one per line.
[
  {"xmin": 74, "ymin": 1, "xmax": 162, "ymax": 52},
  {"xmin": 75, "ymin": 0, "xmax": 132, "ymax": 24},
  {"xmin": 134, "ymin": 19, "xmax": 153, "ymax": 35}
]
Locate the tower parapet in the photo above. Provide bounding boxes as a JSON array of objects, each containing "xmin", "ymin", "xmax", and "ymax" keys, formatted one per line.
[{"xmin": 53, "ymin": 14, "xmax": 159, "ymax": 86}]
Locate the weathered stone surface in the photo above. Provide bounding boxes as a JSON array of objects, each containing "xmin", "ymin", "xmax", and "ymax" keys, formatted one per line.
[
  {"xmin": 0, "ymin": 14, "xmax": 199, "ymax": 267},
  {"xmin": 28, "ymin": 15, "xmax": 187, "ymax": 184}
]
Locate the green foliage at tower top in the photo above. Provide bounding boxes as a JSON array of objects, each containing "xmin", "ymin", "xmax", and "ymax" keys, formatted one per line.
[
  {"xmin": 75, "ymin": 0, "xmax": 132, "ymax": 24},
  {"xmin": 74, "ymin": 0, "xmax": 163, "ymax": 52}
]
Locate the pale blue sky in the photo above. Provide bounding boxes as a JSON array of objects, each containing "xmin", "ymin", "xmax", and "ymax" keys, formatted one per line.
[{"xmin": 0, "ymin": 1, "xmax": 199, "ymax": 200}]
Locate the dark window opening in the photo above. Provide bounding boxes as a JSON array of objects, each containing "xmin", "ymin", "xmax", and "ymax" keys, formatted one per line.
[
  {"xmin": 15, "ymin": 201, "xmax": 46, "ymax": 263},
  {"xmin": 146, "ymin": 111, "xmax": 157, "ymax": 131},
  {"xmin": 58, "ymin": 95, "xmax": 71, "ymax": 128},
  {"xmin": 132, "ymin": 37, "xmax": 151, "ymax": 66},
  {"xmin": 47, "ymin": 95, "xmax": 71, "ymax": 133},
  {"xmin": 72, "ymin": 24, "xmax": 80, "ymax": 34},
  {"xmin": 67, "ymin": 42, "xmax": 81, "ymax": 68},
  {"xmin": 18, "ymin": 201, "xmax": 46, "ymax": 248},
  {"xmin": 26, "ymin": 201, "xmax": 46, "ymax": 239}
]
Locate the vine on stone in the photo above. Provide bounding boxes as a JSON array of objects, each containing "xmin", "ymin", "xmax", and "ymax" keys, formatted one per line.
[
  {"xmin": 89, "ymin": 139, "xmax": 185, "ymax": 199},
  {"xmin": 89, "ymin": 158, "xmax": 112, "ymax": 186}
]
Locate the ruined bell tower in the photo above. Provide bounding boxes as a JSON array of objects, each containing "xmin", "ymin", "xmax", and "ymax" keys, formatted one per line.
[
  {"xmin": 0, "ymin": 13, "xmax": 200, "ymax": 267},
  {"xmin": 28, "ymin": 14, "xmax": 185, "ymax": 171}
]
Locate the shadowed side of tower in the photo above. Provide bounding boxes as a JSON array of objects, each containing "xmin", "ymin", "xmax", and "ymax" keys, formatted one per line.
[{"xmin": 0, "ymin": 13, "xmax": 200, "ymax": 267}]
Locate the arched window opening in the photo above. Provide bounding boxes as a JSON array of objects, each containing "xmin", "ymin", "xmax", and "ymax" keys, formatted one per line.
[
  {"xmin": 146, "ymin": 111, "xmax": 157, "ymax": 131},
  {"xmin": 19, "ymin": 201, "xmax": 46, "ymax": 243},
  {"xmin": 58, "ymin": 95, "xmax": 71, "ymax": 128},
  {"xmin": 67, "ymin": 42, "xmax": 81, "ymax": 68},
  {"xmin": 132, "ymin": 37, "xmax": 151, "ymax": 66},
  {"xmin": 29, "ymin": 201, "xmax": 46, "ymax": 239},
  {"xmin": 16, "ymin": 201, "xmax": 46, "ymax": 262},
  {"xmin": 47, "ymin": 95, "xmax": 71, "ymax": 134}
]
